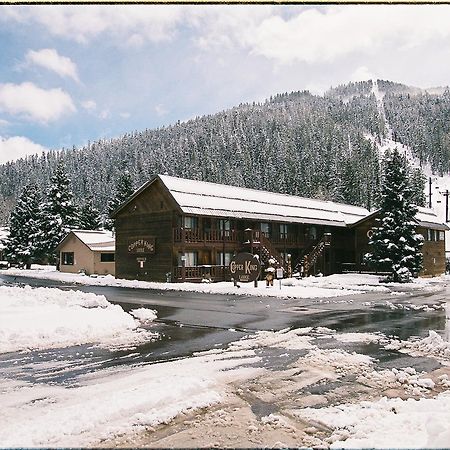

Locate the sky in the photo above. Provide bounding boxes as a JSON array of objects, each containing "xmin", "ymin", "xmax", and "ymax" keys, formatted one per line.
[{"xmin": 1, "ymin": 4, "xmax": 450, "ymax": 164}]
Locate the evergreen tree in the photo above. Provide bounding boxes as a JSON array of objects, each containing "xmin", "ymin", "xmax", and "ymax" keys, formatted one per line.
[
  {"xmin": 365, "ymin": 149, "xmax": 423, "ymax": 282},
  {"xmin": 105, "ymin": 169, "xmax": 134, "ymax": 230},
  {"xmin": 4, "ymin": 184, "xmax": 41, "ymax": 268},
  {"xmin": 410, "ymin": 167, "xmax": 426, "ymax": 207},
  {"xmin": 79, "ymin": 195, "xmax": 102, "ymax": 230},
  {"xmin": 35, "ymin": 163, "xmax": 80, "ymax": 261}
]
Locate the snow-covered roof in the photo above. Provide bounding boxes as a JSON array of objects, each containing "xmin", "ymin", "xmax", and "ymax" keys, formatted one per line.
[
  {"xmin": 0, "ymin": 227, "xmax": 9, "ymax": 250},
  {"xmin": 71, "ymin": 230, "xmax": 115, "ymax": 252},
  {"xmin": 416, "ymin": 207, "xmax": 449, "ymax": 231},
  {"xmin": 350, "ymin": 206, "xmax": 448, "ymax": 230},
  {"xmin": 157, "ymin": 175, "xmax": 370, "ymax": 227}
]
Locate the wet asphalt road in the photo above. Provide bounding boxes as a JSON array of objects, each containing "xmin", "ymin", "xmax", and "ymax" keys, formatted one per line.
[{"xmin": 0, "ymin": 273, "xmax": 448, "ymax": 385}]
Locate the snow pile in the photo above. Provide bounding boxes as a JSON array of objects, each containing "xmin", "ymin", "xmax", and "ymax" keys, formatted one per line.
[
  {"xmin": 300, "ymin": 348, "xmax": 374, "ymax": 376},
  {"xmin": 297, "ymin": 392, "xmax": 450, "ymax": 448},
  {"xmin": 0, "ymin": 349, "xmax": 262, "ymax": 447},
  {"xmin": 0, "ymin": 285, "xmax": 158, "ymax": 353},
  {"xmin": 358, "ymin": 367, "xmax": 436, "ymax": 395},
  {"xmin": 229, "ymin": 327, "xmax": 315, "ymax": 351},
  {"xmin": 386, "ymin": 330, "xmax": 450, "ymax": 361},
  {"xmin": 129, "ymin": 308, "xmax": 157, "ymax": 322},
  {"xmin": 332, "ymin": 332, "xmax": 385, "ymax": 344},
  {"xmin": 290, "ymin": 273, "xmax": 391, "ymax": 293}
]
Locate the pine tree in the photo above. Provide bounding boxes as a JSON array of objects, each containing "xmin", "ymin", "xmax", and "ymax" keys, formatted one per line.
[
  {"xmin": 4, "ymin": 184, "xmax": 41, "ymax": 268},
  {"xmin": 79, "ymin": 195, "xmax": 102, "ymax": 230},
  {"xmin": 410, "ymin": 167, "xmax": 426, "ymax": 207},
  {"xmin": 365, "ymin": 149, "xmax": 423, "ymax": 282},
  {"xmin": 35, "ymin": 163, "xmax": 80, "ymax": 262},
  {"xmin": 105, "ymin": 169, "xmax": 134, "ymax": 231}
]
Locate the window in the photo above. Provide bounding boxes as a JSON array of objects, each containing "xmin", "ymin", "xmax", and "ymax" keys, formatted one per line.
[
  {"xmin": 261, "ymin": 222, "xmax": 270, "ymax": 237},
  {"xmin": 179, "ymin": 252, "xmax": 198, "ymax": 266},
  {"xmin": 218, "ymin": 219, "xmax": 231, "ymax": 238},
  {"xmin": 183, "ymin": 216, "xmax": 198, "ymax": 229},
  {"xmin": 100, "ymin": 253, "xmax": 115, "ymax": 262},
  {"xmin": 217, "ymin": 252, "xmax": 232, "ymax": 266},
  {"xmin": 426, "ymin": 229, "xmax": 439, "ymax": 241},
  {"xmin": 440, "ymin": 231, "xmax": 445, "ymax": 241},
  {"xmin": 280, "ymin": 224, "xmax": 288, "ymax": 239},
  {"xmin": 61, "ymin": 252, "xmax": 74, "ymax": 265}
]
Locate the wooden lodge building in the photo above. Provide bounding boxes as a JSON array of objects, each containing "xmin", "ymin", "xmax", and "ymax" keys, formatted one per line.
[{"xmin": 112, "ymin": 174, "xmax": 448, "ymax": 282}]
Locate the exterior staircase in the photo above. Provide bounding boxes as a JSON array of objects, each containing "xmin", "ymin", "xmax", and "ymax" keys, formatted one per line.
[
  {"xmin": 296, "ymin": 233, "xmax": 332, "ymax": 277},
  {"xmin": 243, "ymin": 229, "xmax": 285, "ymax": 267}
]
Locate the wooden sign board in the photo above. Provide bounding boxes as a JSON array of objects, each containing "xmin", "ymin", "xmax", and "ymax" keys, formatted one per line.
[{"xmin": 229, "ymin": 252, "xmax": 261, "ymax": 283}]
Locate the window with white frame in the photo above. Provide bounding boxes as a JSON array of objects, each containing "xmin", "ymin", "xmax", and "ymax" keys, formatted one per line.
[
  {"xmin": 179, "ymin": 252, "xmax": 198, "ymax": 266},
  {"xmin": 216, "ymin": 252, "xmax": 232, "ymax": 266},
  {"xmin": 183, "ymin": 216, "xmax": 198, "ymax": 229}
]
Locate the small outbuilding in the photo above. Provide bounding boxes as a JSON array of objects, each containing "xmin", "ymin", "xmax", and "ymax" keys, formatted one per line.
[{"xmin": 56, "ymin": 230, "xmax": 115, "ymax": 276}]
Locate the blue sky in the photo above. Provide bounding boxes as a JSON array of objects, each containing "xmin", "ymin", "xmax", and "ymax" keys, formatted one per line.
[{"xmin": 1, "ymin": 4, "xmax": 450, "ymax": 164}]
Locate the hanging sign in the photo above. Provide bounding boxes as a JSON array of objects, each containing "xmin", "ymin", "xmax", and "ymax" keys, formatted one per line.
[{"xmin": 229, "ymin": 252, "xmax": 261, "ymax": 283}]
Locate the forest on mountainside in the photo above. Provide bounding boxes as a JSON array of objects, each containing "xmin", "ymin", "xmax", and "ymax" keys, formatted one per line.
[{"xmin": 0, "ymin": 79, "xmax": 448, "ymax": 225}]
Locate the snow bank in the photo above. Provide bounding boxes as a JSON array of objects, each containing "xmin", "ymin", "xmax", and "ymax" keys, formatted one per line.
[
  {"xmin": 4, "ymin": 266, "xmax": 438, "ymax": 300},
  {"xmin": 297, "ymin": 392, "xmax": 450, "ymax": 448},
  {"xmin": 386, "ymin": 330, "xmax": 450, "ymax": 362},
  {"xmin": 0, "ymin": 348, "xmax": 262, "ymax": 447},
  {"xmin": 0, "ymin": 285, "xmax": 158, "ymax": 353}
]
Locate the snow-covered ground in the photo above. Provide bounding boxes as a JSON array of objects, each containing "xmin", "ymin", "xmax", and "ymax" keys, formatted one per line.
[
  {"xmin": 1, "ymin": 264, "xmax": 441, "ymax": 299},
  {"xmin": 2, "ymin": 322, "xmax": 450, "ymax": 447},
  {"xmin": 0, "ymin": 285, "xmax": 158, "ymax": 353},
  {"xmin": 1, "ymin": 275, "xmax": 450, "ymax": 447}
]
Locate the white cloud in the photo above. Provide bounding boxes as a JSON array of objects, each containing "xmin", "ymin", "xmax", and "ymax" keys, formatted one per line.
[
  {"xmin": 0, "ymin": 136, "xmax": 48, "ymax": 164},
  {"xmin": 81, "ymin": 100, "xmax": 97, "ymax": 111},
  {"xmin": 244, "ymin": 6, "xmax": 450, "ymax": 65},
  {"xmin": 1, "ymin": 5, "xmax": 185, "ymax": 45},
  {"xmin": 0, "ymin": 82, "xmax": 76, "ymax": 123},
  {"xmin": 25, "ymin": 48, "xmax": 79, "ymax": 82},
  {"xmin": 154, "ymin": 104, "xmax": 168, "ymax": 117},
  {"xmin": 99, "ymin": 109, "xmax": 110, "ymax": 120},
  {"xmin": 351, "ymin": 66, "xmax": 377, "ymax": 83},
  {"xmin": 120, "ymin": 112, "xmax": 131, "ymax": 119}
]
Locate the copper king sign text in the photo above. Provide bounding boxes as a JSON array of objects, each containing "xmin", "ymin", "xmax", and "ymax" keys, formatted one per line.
[
  {"xmin": 229, "ymin": 252, "xmax": 261, "ymax": 283},
  {"xmin": 127, "ymin": 237, "xmax": 155, "ymax": 254}
]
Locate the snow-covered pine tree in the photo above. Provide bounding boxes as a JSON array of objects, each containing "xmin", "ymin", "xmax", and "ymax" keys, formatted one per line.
[
  {"xmin": 104, "ymin": 169, "xmax": 134, "ymax": 231},
  {"xmin": 365, "ymin": 149, "xmax": 423, "ymax": 282},
  {"xmin": 35, "ymin": 163, "xmax": 80, "ymax": 262},
  {"xmin": 410, "ymin": 167, "xmax": 426, "ymax": 207},
  {"xmin": 4, "ymin": 184, "xmax": 41, "ymax": 268},
  {"xmin": 79, "ymin": 195, "xmax": 102, "ymax": 230}
]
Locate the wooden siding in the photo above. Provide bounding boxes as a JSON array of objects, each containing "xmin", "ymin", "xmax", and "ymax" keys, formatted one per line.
[{"xmin": 353, "ymin": 217, "xmax": 446, "ymax": 277}]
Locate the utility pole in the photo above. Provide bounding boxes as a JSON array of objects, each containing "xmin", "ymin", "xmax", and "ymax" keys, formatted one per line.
[
  {"xmin": 442, "ymin": 190, "xmax": 450, "ymax": 222},
  {"xmin": 429, "ymin": 177, "xmax": 432, "ymax": 208}
]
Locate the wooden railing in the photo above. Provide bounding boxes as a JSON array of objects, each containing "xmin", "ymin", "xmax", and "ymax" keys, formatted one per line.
[
  {"xmin": 173, "ymin": 265, "xmax": 229, "ymax": 281},
  {"xmin": 173, "ymin": 228, "xmax": 241, "ymax": 244}
]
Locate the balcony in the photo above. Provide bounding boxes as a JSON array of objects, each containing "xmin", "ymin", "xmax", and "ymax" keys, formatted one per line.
[
  {"xmin": 173, "ymin": 228, "xmax": 241, "ymax": 244},
  {"xmin": 173, "ymin": 227, "xmax": 306, "ymax": 247}
]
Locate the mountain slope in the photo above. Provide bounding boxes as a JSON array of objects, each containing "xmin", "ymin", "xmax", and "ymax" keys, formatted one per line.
[{"xmin": 1, "ymin": 79, "xmax": 449, "ymax": 225}]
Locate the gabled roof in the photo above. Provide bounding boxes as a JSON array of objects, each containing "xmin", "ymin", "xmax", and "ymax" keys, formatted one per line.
[
  {"xmin": 350, "ymin": 206, "xmax": 449, "ymax": 231},
  {"xmin": 114, "ymin": 174, "xmax": 370, "ymax": 228},
  {"xmin": 57, "ymin": 230, "xmax": 115, "ymax": 252}
]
